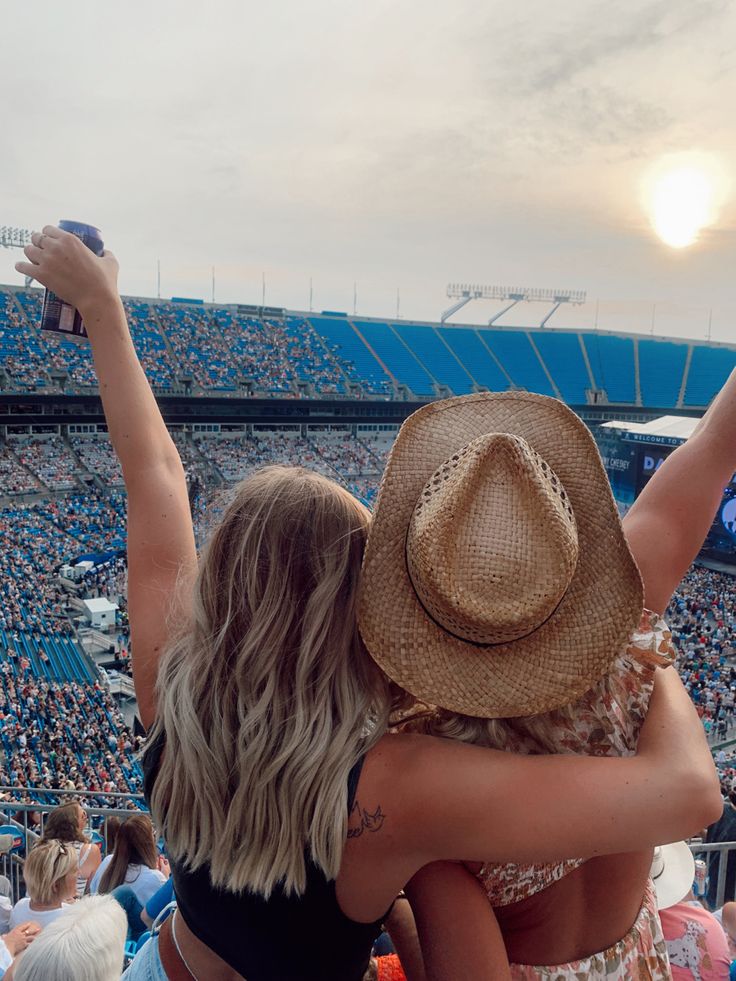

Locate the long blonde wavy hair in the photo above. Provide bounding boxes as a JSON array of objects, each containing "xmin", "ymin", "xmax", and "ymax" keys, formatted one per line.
[
  {"xmin": 402, "ymin": 668, "xmax": 634, "ymax": 754},
  {"xmin": 148, "ymin": 466, "xmax": 393, "ymax": 897}
]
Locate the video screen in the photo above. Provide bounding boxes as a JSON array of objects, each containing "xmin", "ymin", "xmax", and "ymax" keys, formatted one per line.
[{"xmin": 634, "ymin": 446, "xmax": 674, "ymax": 496}]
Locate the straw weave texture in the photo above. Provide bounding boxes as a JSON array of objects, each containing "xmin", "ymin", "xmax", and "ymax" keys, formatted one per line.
[{"xmin": 358, "ymin": 392, "xmax": 643, "ymax": 718}]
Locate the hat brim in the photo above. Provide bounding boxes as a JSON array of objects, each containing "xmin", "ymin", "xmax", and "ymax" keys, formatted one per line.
[
  {"xmin": 652, "ymin": 841, "xmax": 696, "ymax": 909},
  {"xmin": 358, "ymin": 392, "xmax": 643, "ymax": 718}
]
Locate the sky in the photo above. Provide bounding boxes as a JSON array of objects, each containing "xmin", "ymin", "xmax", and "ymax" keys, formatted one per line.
[{"xmin": 3, "ymin": 0, "xmax": 736, "ymax": 340}]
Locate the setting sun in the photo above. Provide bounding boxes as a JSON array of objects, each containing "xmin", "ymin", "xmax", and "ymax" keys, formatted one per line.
[{"xmin": 643, "ymin": 153, "xmax": 729, "ymax": 249}]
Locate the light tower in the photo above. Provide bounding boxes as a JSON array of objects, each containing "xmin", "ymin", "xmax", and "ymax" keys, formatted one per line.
[
  {"xmin": 0, "ymin": 226, "xmax": 32, "ymax": 249},
  {"xmin": 0, "ymin": 226, "xmax": 34, "ymax": 287},
  {"xmin": 442, "ymin": 284, "xmax": 587, "ymax": 327}
]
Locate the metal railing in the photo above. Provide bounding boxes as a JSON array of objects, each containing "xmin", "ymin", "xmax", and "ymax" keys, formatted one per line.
[
  {"xmin": 0, "ymin": 786, "xmax": 734, "ymax": 915},
  {"xmin": 0, "ymin": 789, "xmax": 147, "ymax": 901},
  {"xmin": 689, "ymin": 840, "xmax": 736, "ymax": 909}
]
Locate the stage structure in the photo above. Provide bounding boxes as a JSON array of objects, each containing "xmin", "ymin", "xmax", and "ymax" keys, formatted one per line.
[
  {"xmin": 442, "ymin": 284, "xmax": 587, "ymax": 327},
  {"xmin": 597, "ymin": 415, "xmax": 736, "ymax": 566}
]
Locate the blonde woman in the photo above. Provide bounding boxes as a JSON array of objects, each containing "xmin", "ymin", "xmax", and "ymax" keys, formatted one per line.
[
  {"xmin": 357, "ymin": 384, "xmax": 736, "ymax": 979},
  {"xmin": 10, "ymin": 840, "xmax": 76, "ymax": 931},
  {"xmin": 17, "ymin": 228, "xmax": 721, "ymax": 981}
]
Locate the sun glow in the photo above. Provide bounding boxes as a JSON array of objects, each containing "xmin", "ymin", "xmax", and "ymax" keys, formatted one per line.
[{"xmin": 643, "ymin": 153, "xmax": 729, "ymax": 249}]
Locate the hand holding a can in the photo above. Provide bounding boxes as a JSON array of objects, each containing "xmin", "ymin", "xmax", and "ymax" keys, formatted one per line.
[{"xmin": 15, "ymin": 224, "xmax": 119, "ymax": 322}]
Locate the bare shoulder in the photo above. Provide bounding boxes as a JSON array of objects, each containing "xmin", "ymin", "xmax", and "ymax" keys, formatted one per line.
[
  {"xmin": 362, "ymin": 731, "xmax": 464, "ymax": 791},
  {"xmin": 351, "ymin": 734, "xmax": 442, "ymax": 843},
  {"xmin": 360, "ymin": 731, "xmax": 497, "ymax": 820}
]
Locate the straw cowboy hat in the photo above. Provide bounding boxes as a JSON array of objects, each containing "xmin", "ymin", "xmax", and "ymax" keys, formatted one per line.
[
  {"xmin": 650, "ymin": 842, "xmax": 696, "ymax": 910},
  {"xmin": 358, "ymin": 392, "xmax": 643, "ymax": 718}
]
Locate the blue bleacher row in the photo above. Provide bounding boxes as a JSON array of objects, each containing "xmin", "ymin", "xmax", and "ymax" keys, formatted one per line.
[{"xmin": 1, "ymin": 285, "xmax": 735, "ymax": 407}]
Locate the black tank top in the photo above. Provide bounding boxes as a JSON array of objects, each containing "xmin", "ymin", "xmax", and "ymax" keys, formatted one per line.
[{"xmin": 143, "ymin": 732, "xmax": 385, "ymax": 981}]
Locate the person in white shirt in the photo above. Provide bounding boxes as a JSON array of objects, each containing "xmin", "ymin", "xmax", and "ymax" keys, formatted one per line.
[
  {"xmin": 94, "ymin": 814, "xmax": 167, "ymax": 941},
  {"xmin": 9, "ymin": 839, "xmax": 76, "ymax": 932}
]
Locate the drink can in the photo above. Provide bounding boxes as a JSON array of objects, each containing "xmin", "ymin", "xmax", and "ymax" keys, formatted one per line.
[
  {"xmin": 39, "ymin": 220, "xmax": 104, "ymax": 340},
  {"xmin": 694, "ymin": 858, "xmax": 708, "ymax": 898}
]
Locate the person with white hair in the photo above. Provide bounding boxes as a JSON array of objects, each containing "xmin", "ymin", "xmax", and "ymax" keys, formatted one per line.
[{"xmin": 10, "ymin": 895, "xmax": 127, "ymax": 981}]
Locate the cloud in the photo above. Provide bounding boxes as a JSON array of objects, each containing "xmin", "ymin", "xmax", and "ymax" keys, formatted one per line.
[
  {"xmin": 1, "ymin": 0, "xmax": 736, "ymax": 330},
  {"xmin": 489, "ymin": 0, "xmax": 731, "ymax": 94}
]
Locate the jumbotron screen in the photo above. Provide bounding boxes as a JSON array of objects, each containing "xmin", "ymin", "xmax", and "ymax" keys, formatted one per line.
[{"xmin": 634, "ymin": 446, "xmax": 674, "ymax": 495}]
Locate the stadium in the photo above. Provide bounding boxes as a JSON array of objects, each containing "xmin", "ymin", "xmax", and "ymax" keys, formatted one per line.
[
  {"xmin": 0, "ymin": 276, "xmax": 736, "ymax": 752},
  {"xmin": 6, "ymin": 0, "xmax": 736, "ymax": 969},
  {"xmin": 0, "ymin": 268, "xmax": 734, "ymax": 974}
]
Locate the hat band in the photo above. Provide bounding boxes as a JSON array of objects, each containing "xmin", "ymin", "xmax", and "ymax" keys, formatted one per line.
[{"xmin": 404, "ymin": 529, "xmax": 569, "ymax": 649}]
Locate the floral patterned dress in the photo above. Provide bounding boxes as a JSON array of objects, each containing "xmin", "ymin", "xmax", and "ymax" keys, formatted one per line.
[{"xmin": 477, "ymin": 610, "xmax": 675, "ymax": 979}]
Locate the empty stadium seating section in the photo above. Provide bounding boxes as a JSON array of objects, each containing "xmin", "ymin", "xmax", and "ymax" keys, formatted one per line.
[{"xmin": 2, "ymin": 283, "xmax": 735, "ymax": 408}]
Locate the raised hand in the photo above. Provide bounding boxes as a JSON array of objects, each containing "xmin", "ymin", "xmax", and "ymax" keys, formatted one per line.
[{"xmin": 15, "ymin": 225, "xmax": 119, "ymax": 319}]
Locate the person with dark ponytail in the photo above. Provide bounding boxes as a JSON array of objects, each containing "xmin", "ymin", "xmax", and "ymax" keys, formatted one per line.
[{"xmin": 94, "ymin": 815, "xmax": 167, "ymax": 941}]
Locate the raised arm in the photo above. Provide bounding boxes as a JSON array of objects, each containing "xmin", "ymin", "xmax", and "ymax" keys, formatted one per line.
[
  {"xmin": 622, "ymin": 368, "xmax": 736, "ymax": 612},
  {"xmin": 17, "ymin": 227, "xmax": 197, "ymax": 729}
]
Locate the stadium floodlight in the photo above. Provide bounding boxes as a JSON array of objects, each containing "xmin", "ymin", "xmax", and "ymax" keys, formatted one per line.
[
  {"xmin": 442, "ymin": 284, "xmax": 587, "ymax": 327},
  {"xmin": 0, "ymin": 226, "xmax": 32, "ymax": 249}
]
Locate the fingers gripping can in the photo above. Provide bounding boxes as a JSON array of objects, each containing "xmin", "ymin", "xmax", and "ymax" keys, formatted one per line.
[{"xmin": 39, "ymin": 220, "xmax": 104, "ymax": 340}]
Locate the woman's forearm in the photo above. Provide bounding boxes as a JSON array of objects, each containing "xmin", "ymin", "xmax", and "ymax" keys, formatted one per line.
[
  {"xmin": 80, "ymin": 296, "xmax": 181, "ymax": 481},
  {"xmin": 638, "ymin": 667, "xmax": 721, "ymax": 824},
  {"xmin": 692, "ymin": 366, "xmax": 736, "ymax": 450},
  {"xmin": 623, "ymin": 365, "xmax": 736, "ymax": 611}
]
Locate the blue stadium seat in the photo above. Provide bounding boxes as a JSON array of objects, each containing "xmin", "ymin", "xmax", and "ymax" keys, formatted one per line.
[
  {"xmin": 353, "ymin": 322, "xmax": 436, "ymax": 396},
  {"xmin": 309, "ymin": 317, "xmax": 392, "ymax": 394},
  {"xmin": 530, "ymin": 331, "xmax": 590, "ymax": 404},
  {"xmin": 480, "ymin": 330, "xmax": 555, "ymax": 396},
  {"xmin": 393, "ymin": 324, "xmax": 475, "ymax": 395},
  {"xmin": 684, "ymin": 345, "xmax": 736, "ymax": 407},
  {"xmin": 437, "ymin": 328, "xmax": 511, "ymax": 392},
  {"xmin": 580, "ymin": 334, "xmax": 636, "ymax": 403},
  {"xmin": 637, "ymin": 339, "xmax": 688, "ymax": 409}
]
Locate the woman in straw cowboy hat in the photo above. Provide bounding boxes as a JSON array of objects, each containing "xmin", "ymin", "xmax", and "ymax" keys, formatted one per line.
[
  {"xmin": 357, "ymin": 384, "xmax": 736, "ymax": 979},
  {"xmin": 18, "ymin": 228, "xmax": 721, "ymax": 981}
]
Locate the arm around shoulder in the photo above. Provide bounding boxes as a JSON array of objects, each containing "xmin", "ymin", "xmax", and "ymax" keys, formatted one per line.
[{"xmin": 389, "ymin": 669, "xmax": 720, "ymax": 874}]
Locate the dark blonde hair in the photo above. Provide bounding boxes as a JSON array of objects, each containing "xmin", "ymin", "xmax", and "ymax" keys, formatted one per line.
[
  {"xmin": 24, "ymin": 839, "xmax": 77, "ymax": 905},
  {"xmin": 42, "ymin": 802, "xmax": 86, "ymax": 845},
  {"xmin": 98, "ymin": 815, "xmax": 158, "ymax": 894},
  {"xmin": 149, "ymin": 467, "xmax": 392, "ymax": 897}
]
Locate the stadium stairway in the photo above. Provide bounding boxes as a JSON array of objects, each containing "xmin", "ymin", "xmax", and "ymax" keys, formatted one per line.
[
  {"xmin": 684, "ymin": 345, "xmax": 736, "ymax": 408},
  {"xmin": 302, "ymin": 320, "xmax": 359, "ymax": 394},
  {"xmin": 437, "ymin": 328, "xmax": 511, "ymax": 391},
  {"xmin": 0, "ymin": 443, "xmax": 42, "ymax": 498},
  {"xmin": 308, "ymin": 316, "xmax": 394, "ymax": 395},
  {"xmin": 352, "ymin": 321, "xmax": 437, "ymax": 397}
]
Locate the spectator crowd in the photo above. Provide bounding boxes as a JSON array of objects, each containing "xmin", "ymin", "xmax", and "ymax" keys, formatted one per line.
[{"xmin": 0, "ymin": 424, "xmax": 734, "ymax": 976}]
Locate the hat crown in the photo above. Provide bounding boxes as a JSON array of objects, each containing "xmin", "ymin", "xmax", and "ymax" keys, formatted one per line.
[{"xmin": 406, "ymin": 433, "xmax": 579, "ymax": 646}]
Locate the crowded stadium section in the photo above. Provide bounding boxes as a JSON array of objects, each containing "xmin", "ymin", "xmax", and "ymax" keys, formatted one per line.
[
  {"xmin": 2, "ymin": 281, "xmax": 736, "ymax": 978},
  {"xmin": 1, "ymin": 428, "xmax": 736, "ymax": 803},
  {"xmin": 2, "ymin": 284, "xmax": 736, "ymax": 407}
]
